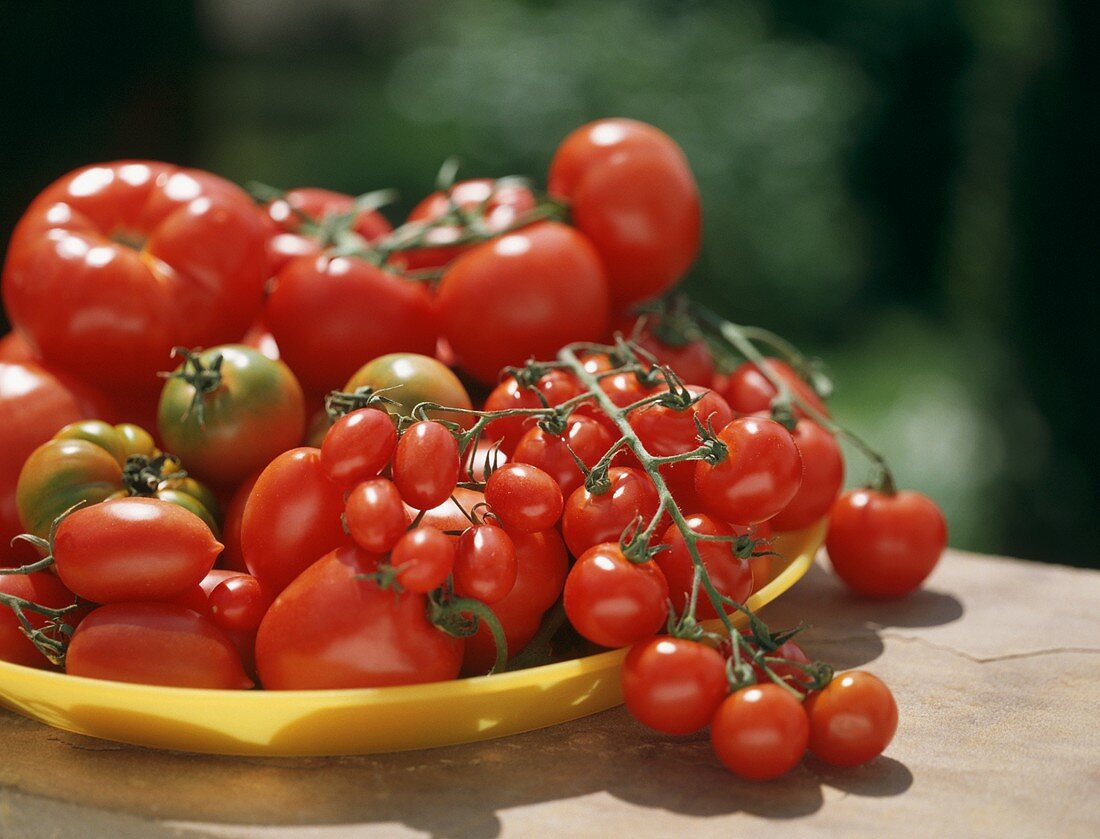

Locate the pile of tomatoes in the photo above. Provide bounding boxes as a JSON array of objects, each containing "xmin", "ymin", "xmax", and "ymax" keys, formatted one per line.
[{"xmin": 0, "ymin": 118, "xmax": 948, "ymax": 780}]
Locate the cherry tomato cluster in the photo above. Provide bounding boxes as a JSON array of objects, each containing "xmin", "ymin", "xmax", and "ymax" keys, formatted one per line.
[{"xmin": 0, "ymin": 118, "xmax": 949, "ymax": 778}]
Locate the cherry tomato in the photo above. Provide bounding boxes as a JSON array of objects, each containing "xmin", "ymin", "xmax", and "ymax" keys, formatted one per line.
[
  {"xmin": 657, "ymin": 515, "xmax": 752, "ymax": 619},
  {"xmin": 805, "ymin": 671, "xmax": 898, "ymax": 767},
  {"xmin": 3, "ymin": 162, "xmax": 268, "ymax": 389},
  {"xmin": 562, "ymin": 467, "xmax": 660, "ymax": 558},
  {"xmin": 0, "ymin": 573, "xmax": 78, "ymax": 668},
  {"xmin": 157, "ymin": 344, "xmax": 305, "ymax": 487},
  {"xmin": 209, "ymin": 574, "xmax": 271, "ymax": 632},
  {"xmin": 694, "ymin": 417, "xmax": 803, "ymax": 525},
  {"xmin": 710, "ymin": 685, "xmax": 809, "ymax": 780},
  {"xmin": 402, "ymin": 178, "xmax": 537, "ymax": 271},
  {"xmin": 769, "ymin": 419, "xmax": 844, "ymax": 532},
  {"xmin": 344, "ymin": 352, "xmax": 474, "ymax": 427},
  {"xmin": 320, "ymin": 407, "xmax": 397, "ymax": 487},
  {"xmin": 1, "ymin": 361, "xmax": 108, "ymax": 565},
  {"xmin": 615, "ymin": 313, "xmax": 715, "ymax": 386},
  {"xmin": 825, "ymin": 489, "xmax": 947, "ymax": 597},
  {"xmin": 548, "ymin": 119, "xmax": 700, "ymax": 307},
  {"xmin": 266, "ymin": 254, "xmax": 438, "ymax": 394},
  {"xmin": 729, "ymin": 631, "xmax": 813, "ymax": 688},
  {"xmin": 484, "ymin": 463, "xmax": 563, "ymax": 533},
  {"xmin": 255, "ymin": 543, "xmax": 464, "ymax": 689},
  {"xmin": 483, "ymin": 370, "xmax": 583, "ymax": 455},
  {"xmin": 512, "ymin": 413, "xmax": 616, "ymax": 498},
  {"xmin": 66, "ymin": 602, "xmax": 252, "ymax": 689},
  {"xmin": 621, "ymin": 638, "xmax": 728, "ymax": 735},
  {"xmin": 454, "ymin": 525, "xmax": 518, "ymax": 604},
  {"xmin": 241, "ymin": 447, "xmax": 348, "ymax": 594},
  {"xmin": 391, "ymin": 527, "xmax": 455, "ymax": 593},
  {"xmin": 263, "ymin": 186, "xmax": 392, "ymax": 276},
  {"xmin": 345, "ymin": 479, "xmax": 409, "ymax": 554},
  {"xmin": 392, "ymin": 421, "xmax": 461, "ymax": 510},
  {"xmin": 722, "ymin": 358, "xmax": 828, "ymax": 419},
  {"xmin": 563, "ymin": 543, "xmax": 669, "ymax": 648},
  {"xmin": 217, "ymin": 472, "xmax": 259, "ymax": 572},
  {"xmin": 50, "ymin": 497, "xmax": 221, "ymax": 603},
  {"xmin": 437, "ymin": 221, "xmax": 611, "ymax": 384},
  {"xmin": 629, "ymin": 385, "xmax": 732, "ymax": 457},
  {"xmin": 658, "ymin": 459, "xmax": 704, "ymax": 513}
]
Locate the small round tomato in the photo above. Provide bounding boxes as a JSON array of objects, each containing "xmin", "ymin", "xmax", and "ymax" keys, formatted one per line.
[
  {"xmin": 484, "ymin": 463, "xmax": 563, "ymax": 533},
  {"xmin": 401, "ymin": 178, "xmax": 537, "ymax": 271},
  {"xmin": 723, "ymin": 359, "xmax": 828, "ymax": 419},
  {"xmin": 391, "ymin": 527, "xmax": 455, "ymax": 593},
  {"xmin": 437, "ymin": 222, "xmax": 611, "ymax": 384},
  {"xmin": 657, "ymin": 515, "xmax": 752, "ymax": 619},
  {"xmin": 66, "ymin": 602, "xmax": 252, "ymax": 689},
  {"xmin": 629, "ymin": 385, "xmax": 732, "ymax": 457},
  {"xmin": 482, "ymin": 370, "xmax": 582, "ymax": 455},
  {"xmin": 562, "ymin": 467, "xmax": 661, "ymax": 559},
  {"xmin": 453, "ymin": 525, "xmax": 518, "ymax": 604},
  {"xmin": 826, "ymin": 489, "xmax": 947, "ymax": 597},
  {"xmin": 615, "ymin": 313, "xmax": 715, "ymax": 386},
  {"xmin": 208, "ymin": 574, "xmax": 270, "ymax": 632},
  {"xmin": 255, "ymin": 543, "xmax": 464, "ymax": 689},
  {"xmin": 710, "ymin": 685, "xmax": 809, "ymax": 780},
  {"xmin": 512, "ymin": 413, "xmax": 616, "ymax": 498},
  {"xmin": 621, "ymin": 638, "xmax": 728, "ymax": 734},
  {"xmin": 320, "ymin": 407, "xmax": 397, "ymax": 487},
  {"xmin": 694, "ymin": 417, "xmax": 803, "ymax": 526},
  {"xmin": 50, "ymin": 497, "xmax": 222, "ymax": 603},
  {"xmin": 805, "ymin": 671, "xmax": 898, "ymax": 767},
  {"xmin": 344, "ymin": 352, "xmax": 474, "ymax": 428},
  {"xmin": 563, "ymin": 543, "xmax": 669, "ymax": 648},
  {"xmin": 769, "ymin": 419, "xmax": 844, "ymax": 532},
  {"xmin": 345, "ymin": 479, "xmax": 409, "ymax": 554},
  {"xmin": 392, "ymin": 421, "xmax": 461, "ymax": 510},
  {"xmin": 548, "ymin": 119, "xmax": 700, "ymax": 307},
  {"xmin": 0, "ymin": 573, "xmax": 78, "ymax": 668},
  {"xmin": 157, "ymin": 344, "xmax": 306, "ymax": 487}
]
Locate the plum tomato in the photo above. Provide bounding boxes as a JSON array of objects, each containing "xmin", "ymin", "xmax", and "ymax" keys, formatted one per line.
[
  {"xmin": 710, "ymin": 685, "xmax": 809, "ymax": 780},
  {"xmin": 512, "ymin": 413, "xmax": 616, "ymax": 498},
  {"xmin": 562, "ymin": 467, "xmax": 660, "ymax": 559},
  {"xmin": 657, "ymin": 515, "xmax": 753, "ymax": 619},
  {"xmin": 482, "ymin": 369, "xmax": 583, "ymax": 456},
  {"xmin": 392, "ymin": 421, "xmax": 461, "ymax": 510},
  {"xmin": 453, "ymin": 525, "xmax": 518, "ymax": 604},
  {"xmin": 768, "ymin": 419, "xmax": 844, "ymax": 532},
  {"xmin": 344, "ymin": 352, "xmax": 474, "ymax": 428},
  {"xmin": 484, "ymin": 463, "xmax": 563, "ymax": 533},
  {"xmin": 563, "ymin": 543, "xmax": 669, "ymax": 648},
  {"xmin": 621, "ymin": 638, "xmax": 728, "ymax": 734},
  {"xmin": 694, "ymin": 417, "xmax": 803, "ymax": 526},
  {"xmin": 825, "ymin": 489, "xmax": 947, "ymax": 597},
  {"xmin": 217, "ymin": 471, "xmax": 259, "ymax": 572},
  {"xmin": 390, "ymin": 527, "xmax": 455, "ymax": 593},
  {"xmin": 320, "ymin": 407, "xmax": 398, "ymax": 487},
  {"xmin": 722, "ymin": 358, "xmax": 828, "ymax": 419},
  {"xmin": 344, "ymin": 478, "xmax": 410, "ymax": 554},
  {"xmin": 805, "ymin": 671, "xmax": 898, "ymax": 767}
]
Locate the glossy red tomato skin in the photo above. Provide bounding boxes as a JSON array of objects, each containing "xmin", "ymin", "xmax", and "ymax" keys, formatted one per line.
[
  {"xmin": 621, "ymin": 638, "xmax": 729, "ymax": 734},
  {"xmin": 484, "ymin": 464, "xmax": 563, "ymax": 533},
  {"xmin": 548, "ymin": 119, "xmax": 700, "ymax": 307},
  {"xmin": 0, "ymin": 573, "xmax": 78, "ymax": 668},
  {"xmin": 614, "ymin": 315, "xmax": 715, "ymax": 386},
  {"xmin": 722, "ymin": 359, "xmax": 829, "ymax": 419},
  {"xmin": 710, "ymin": 685, "xmax": 809, "ymax": 780},
  {"xmin": 769, "ymin": 420, "xmax": 844, "ymax": 532},
  {"xmin": 695, "ymin": 417, "xmax": 804, "ymax": 526},
  {"xmin": 482, "ymin": 370, "xmax": 582, "ymax": 456},
  {"xmin": 255, "ymin": 543, "xmax": 464, "ymax": 690},
  {"xmin": 3, "ymin": 162, "xmax": 267, "ymax": 389},
  {"xmin": 208, "ymin": 574, "xmax": 270, "ymax": 632},
  {"xmin": 437, "ymin": 221, "xmax": 611, "ymax": 384},
  {"xmin": 512, "ymin": 413, "xmax": 616, "ymax": 499},
  {"xmin": 826, "ymin": 489, "xmax": 947, "ymax": 597},
  {"xmin": 319, "ymin": 407, "xmax": 398, "ymax": 488},
  {"xmin": 266, "ymin": 254, "xmax": 438, "ymax": 394},
  {"xmin": 630, "ymin": 386, "xmax": 733, "ymax": 457},
  {"xmin": 562, "ymin": 467, "xmax": 660, "ymax": 559},
  {"xmin": 563, "ymin": 543, "xmax": 669, "ymax": 648},
  {"xmin": 66, "ymin": 602, "xmax": 252, "ymax": 689},
  {"xmin": 345, "ymin": 479, "xmax": 410, "ymax": 554},
  {"xmin": 454, "ymin": 525, "xmax": 518, "ymax": 604},
  {"xmin": 217, "ymin": 472, "xmax": 259, "ymax": 573},
  {"xmin": 392, "ymin": 421, "xmax": 461, "ymax": 510},
  {"xmin": 403, "ymin": 178, "xmax": 537, "ymax": 271},
  {"xmin": 805, "ymin": 671, "xmax": 898, "ymax": 767},
  {"xmin": 657, "ymin": 515, "xmax": 753, "ymax": 619},
  {"xmin": 52, "ymin": 497, "xmax": 222, "ymax": 603},
  {"xmin": 241, "ymin": 447, "xmax": 348, "ymax": 594},
  {"xmin": 263, "ymin": 187, "xmax": 392, "ymax": 276},
  {"xmin": 1, "ymin": 361, "xmax": 107, "ymax": 566},
  {"xmin": 391, "ymin": 527, "xmax": 455, "ymax": 593}
]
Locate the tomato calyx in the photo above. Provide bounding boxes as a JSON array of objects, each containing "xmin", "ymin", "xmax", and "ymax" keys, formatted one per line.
[
  {"xmin": 159, "ymin": 346, "xmax": 225, "ymax": 429},
  {"xmin": 427, "ymin": 585, "xmax": 508, "ymax": 674},
  {"xmin": 121, "ymin": 453, "xmax": 185, "ymax": 497},
  {"xmin": 325, "ymin": 386, "xmax": 403, "ymax": 421}
]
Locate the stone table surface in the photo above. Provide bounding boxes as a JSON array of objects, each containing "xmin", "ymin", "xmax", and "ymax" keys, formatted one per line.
[{"xmin": 2, "ymin": 548, "xmax": 1099, "ymax": 838}]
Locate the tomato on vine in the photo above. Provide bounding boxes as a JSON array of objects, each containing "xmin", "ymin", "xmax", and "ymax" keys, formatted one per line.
[
  {"xmin": 392, "ymin": 421, "xmax": 461, "ymax": 510},
  {"xmin": 390, "ymin": 527, "xmax": 455, "ymax": 594},
  {"xmin": 768, "ymin": 419, "xmax": 844, "ymax": 532},
  {"xmin": 345, "ymin": 479, "xmax": 410, "ymax": 554},
  {"xmin": 562, "ymin": 467, "xmax": 660, "ymax": 559},
  {"xmin": 710, "ymin": 685, "xmax": 809, "ymax": 780},
  {"xmin": 805, "ymin": 671, "xmax": 898, "ymax": 767},
  {"xmin": 320, "ymin": 407, "xmax": 398, "ymax": 488},
  {"xmin": 512, "ymin": 413, "xmax": 616, "ymax": 498},
  {"xmin": 484, "ymin": 463, "xmax": 563, "ymax": 533},
  {"xmin": 563, "ymin": 543, "xmax": 669, "ymax": 648},
  {"xmin": 453, "ymin": 525, "xmax": 518, "ymax": 604},
  {"xmin": 621, "ymin": 638, "xmax": 728, "ymax": 734},
  {"xmin": 657, "ymin": 514, "xmax": 753, "ymax": 619},
  {"xmin": 722, "ymin": 358, "xmax": 828, "ymax": 419},
  {"xmin": 482, "ymin": 369, "xmax": 582, "ymax": 455}
]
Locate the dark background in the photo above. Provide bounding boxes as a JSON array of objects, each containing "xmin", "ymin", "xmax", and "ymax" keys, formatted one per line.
[{"xmin": 1, "ymin": 0, "xmax": 1096, "ymax": 567}]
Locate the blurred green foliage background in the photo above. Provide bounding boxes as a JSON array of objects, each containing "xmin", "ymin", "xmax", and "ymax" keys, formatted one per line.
[{"xmin": 1, "ymin": 0, "xmax": 1095, "ymax": 566}]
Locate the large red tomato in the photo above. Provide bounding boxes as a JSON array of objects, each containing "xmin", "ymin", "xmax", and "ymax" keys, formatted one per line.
[
  {"xmin": 436, "ymin": 221, "xmax": 611, "ymax": 384},
  {"xmin": 548, "ymin": 119, "xmax": 700, "ymax": 307},
  {"xmin": 2, "ymin": 162, "xmax": 268, "ymax": 389},
  {"xmin": 255, "ymin": 543, "xmax": 464, "ymax": 689}
]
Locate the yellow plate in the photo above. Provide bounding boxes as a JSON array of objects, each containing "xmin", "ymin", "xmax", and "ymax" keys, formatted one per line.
[{"xmin": 0, "ymin": 521, "xmax": 823, "ymax": 756}]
